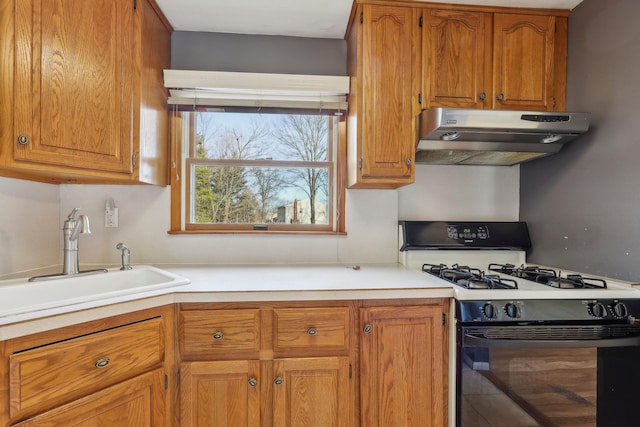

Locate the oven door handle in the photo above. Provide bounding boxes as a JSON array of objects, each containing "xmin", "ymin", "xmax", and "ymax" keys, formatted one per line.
[{"xmin": 463, "ymin": 334, "xmax": 640, "ymax": 349}]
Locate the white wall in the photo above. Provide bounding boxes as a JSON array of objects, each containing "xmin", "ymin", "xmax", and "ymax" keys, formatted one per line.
[
  {"xmin": 0, "ymin": 165, "xmax": 520, "ymax": 275},
  {"xmin": 399, "ymin": 165, "xmax": 520, "ymax": 221},
  {"xmin": 0, "ymin": 177, "xmax": 59, "ymax": 275}
]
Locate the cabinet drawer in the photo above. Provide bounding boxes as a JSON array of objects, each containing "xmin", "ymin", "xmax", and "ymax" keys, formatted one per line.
[
  {"xmin": 180, "ymin": 309, "xmax": 261, "ymax": 358},
  {"xmin": 9, "ymin": 316, "xmax": 164, "ymax": 419},
  {"xmin": 273, "ymin": 307, "xmax": 350, "ymax": 353}
]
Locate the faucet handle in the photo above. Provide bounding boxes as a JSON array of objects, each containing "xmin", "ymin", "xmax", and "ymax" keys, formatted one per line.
[{"xmin": 67, "ymin": 207, "xmax": 81, "ymax": 220}]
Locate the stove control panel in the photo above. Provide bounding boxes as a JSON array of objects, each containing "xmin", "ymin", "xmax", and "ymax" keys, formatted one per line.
[
  {"xmin": 447, "ymin": 225, "xmax": 489, "ymax": 241},
  {"xmin": 458, "ymin": 299, "xmax": 640, "ymax": 323}
]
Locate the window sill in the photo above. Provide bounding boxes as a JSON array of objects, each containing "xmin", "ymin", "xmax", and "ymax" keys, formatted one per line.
[{"xmin": 168, "ymin": 230, "xmax": 347, "ymax": 236}]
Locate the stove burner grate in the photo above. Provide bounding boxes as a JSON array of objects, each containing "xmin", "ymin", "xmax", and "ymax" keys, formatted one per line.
[
  {"xmin": 489, "ymin": 263, "xmax": 608, "ymax": 289},
  {"xmin": 422, "ymin": 263, "xmax": 518, "ymax": 290}
]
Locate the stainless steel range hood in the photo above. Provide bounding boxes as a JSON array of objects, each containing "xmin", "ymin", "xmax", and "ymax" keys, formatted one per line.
[{"xmin": 416, "ymin": 108, "xmax": 591, "ymax": 166}]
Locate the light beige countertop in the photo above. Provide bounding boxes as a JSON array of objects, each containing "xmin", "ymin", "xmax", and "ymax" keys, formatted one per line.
[{"xmin": 0, "ymin": 263, "xmax": 453, "ymax": 340}]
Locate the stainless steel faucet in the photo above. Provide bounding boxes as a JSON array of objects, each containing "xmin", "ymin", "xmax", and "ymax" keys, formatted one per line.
[
  {"xmin": 63, "ymin": 208, "xmax": 90, "ymax": 275},
  {"xmin": 29, "ymin": 208, "xmax": 107, "ymax": 282},
  {"xmin": 116, "ymin": 243, "xmax": 132, "ymax": 270}
]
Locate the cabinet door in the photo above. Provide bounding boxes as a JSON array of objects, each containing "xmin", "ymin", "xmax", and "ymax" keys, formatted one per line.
[
  {"xmin": 12, "ymin": 369, "xmax": 165, "ymax": 426},
  {"xmin": 422, "ymin": 9, "xmax": 492, "ymax": 109},
  {"xmin": 359, "ymin": 4, "xmax": 420, "ymax": 183},
  {"xmin": 180, "ymin": 360, "xmax": 261, "ymax": 427},
  {"xmin": 13, "ymin": 0, "xmax": 134, "ymax": 173},
  {"xmin": 272, "ymin": 357, "xmax": 351, "ymax": 427},
  {"xmin": 360, "ymin": 305, "xmax": 447, "ymax": 427},
  {"xmin": 493, "ymin": 13, "xmax": 556, "ymax": 111}
]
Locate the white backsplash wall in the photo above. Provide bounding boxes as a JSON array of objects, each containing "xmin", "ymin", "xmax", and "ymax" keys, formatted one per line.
[
  {"xmin": 0, "ymin": 177, "xmax": 60, "ymax": 275},
  {"xmin": 0, "ymin": 165, "xmax": 519, "ymax": 275},
  {"xmin": 58, "ymin": 184, "xmax": 400, "ymax": 267},
  {"xmin": 398, "ymin": 165, "xmax": 520, "ymax": 221}
]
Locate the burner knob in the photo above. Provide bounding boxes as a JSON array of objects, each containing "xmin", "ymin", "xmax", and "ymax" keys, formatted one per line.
[
  {"xmin": 482, "ymin": 303, "xmax": 497, "ymax": 320},
  {"xmin": 504, "ymin": 303, "xmax": 521, "ymax": 319},
  {"xmin": 610, "ymin": 302, "xmax": 628, "ymax": 318},
  {"xmin": 588, "ymin": 302, "xmax": 607, "ymax": 318}
]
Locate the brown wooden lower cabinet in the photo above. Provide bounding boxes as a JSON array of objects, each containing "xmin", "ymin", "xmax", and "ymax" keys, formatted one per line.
[
  {"xmin": 0, "ymin": 299, "xmax": 448, "ymax": 427},
  {"xmin": 11, "ymin": 369, "xmax": 166, "ymax": 427},
  {"xmin": 180, "ymin": 357, "xmax": 350, "ymax": 427},
  {"xmin": 0, "ymin": 306, "xmax": 174, "ymax": 427},
  {"xmin": 360, "ymin": 304, "xmax": 448, "ymax": 427}
]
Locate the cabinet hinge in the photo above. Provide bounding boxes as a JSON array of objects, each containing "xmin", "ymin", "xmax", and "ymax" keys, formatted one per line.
[
  {"xmin": 442, "ymin": 313, "xmax": 447, "ymax": 326},
  {"xmin": 177, "ymin": 370, "xmax": 181, "ymax": 386},
  {"xmin": 132, "ymin": 153, "xmax": 137, "ymax": 168},
  {"xmin": 349, "ymin": 364, "xmax": 353, "ymax": 379},
  {"xmin": 360, "ymin": 11, "xmax": 363, "ymax": 24},
  {"xmin": 418, "ymin": 93, "xmax": 423, "ymax": 105},
  {"xmin": 358, "ymin": 158, "xmax": 363, "ymax": 170},
  {"xmin": 553, "ymin": 98, "xmax": 557, "ymax": 108},
  {"xmin": 164, "ymin": 374, "xmax": 168, "ymax": 390},
  {"xmin": 419, "ymin": 16, "xmax": 423, "ymax": 28},
  {"xmin": 133, "ymin": 0, "xmax": 137, "ymax": 10}
]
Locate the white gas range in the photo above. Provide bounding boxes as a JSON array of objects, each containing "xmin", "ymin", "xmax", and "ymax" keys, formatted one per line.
[
  {"xmin": 399, "ymin": 221, "xmax": 640, "ymax": 427},
  {"xmin": 399, "ymin": 220, "xmax": 640, "ymax": 301}
]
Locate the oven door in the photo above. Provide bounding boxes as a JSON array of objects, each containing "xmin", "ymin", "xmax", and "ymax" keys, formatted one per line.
[{"xmin": 457, "ymin": 323, "xmax": 640, "ymax": 427}]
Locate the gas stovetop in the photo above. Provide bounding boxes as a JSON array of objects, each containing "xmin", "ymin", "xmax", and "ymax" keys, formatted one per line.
[
  {"xmin": 399, "ymin": 220, "xmax": 640, "ymax": 307},
  {"xmin": 423, "ymin": 262, "xmax": 609, "ymax": 291}
]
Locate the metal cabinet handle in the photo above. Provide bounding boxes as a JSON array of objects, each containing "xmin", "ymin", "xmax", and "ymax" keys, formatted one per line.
[
  {"xmin": 363, "ymin": 324, "xmax": 372, "ymax": 333},
  {"xmin": 479, "ymin": 92, "xmax": 486, "ymax": 101},
  {"xmin": 497, "ymin": 92, "xmax": 505, "ymax": 101},
  {"xmin": 248, "ymin": 377, "xmax": 258, "ymax": 387},
  {"xmin": 307, "ymin": 327, "xmax": 317, "ymax": 336},
  {"xmin": 17, "ymin": 134, "xmax": 29, "ymax": 145},
  {"xmin": 95, "ymin": 357, "xmax": 110, "ymax": 368},
  {"xmin": 212, "ymin": 331, "xmax": 223, "ymax": 340},
  {"xmin": 274, "ymin": 376, "xmax": 284, "ymax": 385}
]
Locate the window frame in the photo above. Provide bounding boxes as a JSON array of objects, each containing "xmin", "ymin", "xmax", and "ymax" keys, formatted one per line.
[{"xmin": 169, "ymin": 108, "xmax": 347, "ymax": 235}]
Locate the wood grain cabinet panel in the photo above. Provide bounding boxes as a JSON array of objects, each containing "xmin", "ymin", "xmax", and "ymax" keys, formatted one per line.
[
  {"xmin": 9, "ymin": 317, "xmax": 164, "ymax": 420},
  {"xmin": 272, "ymin": 307, "xmax": 350, "ymax": 355},
  {"xmin": 272, "ymin": 357, "xmax": 350, "ymax": 427},
  {"xmin": 421, "ymin": 8, "xmax": 567, "ymax": 112},
  {"xmin": 180, "ymin": 360, "xmax": 261, "ymax": 427},
  {"xmin": 346, "ymin": 4, "xmax": 421, "ymax": 188},
  {"xmin": 360, "ymin": 304, "xmax": 447, "ymax": 427},
  {"xmin": 422, "ymin": 9, "xmax": 493, "ymax": 109},
  {"xmin": 493, "ymin": 13, "xmax": 558, "ymax": 111},
  {"xmin": 1, "ymin": 0, "xmax": 171, "ymax": 184},
  {"xmin": 178, "ymin": 303, "xmax": 354, "ymax": 427},
  {"xmin": 180, "ymin": 309, "xmax": 261, "ymax": 359},
  {"xmin": 11, "ymin": 369, "xmax": 166, "ymax": 427}
]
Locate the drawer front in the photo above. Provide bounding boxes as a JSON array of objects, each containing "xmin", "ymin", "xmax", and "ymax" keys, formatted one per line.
[
  {"xmin": 273, "ymin": 307, "xmax": 350, "ymax": 353},
  {"xmin": 10, "ymin": 317, "xmax": 164, "ymax": 418},
  {"xmin": 180, "ymin": 309, "xmax": 261, "ymax": 358}
]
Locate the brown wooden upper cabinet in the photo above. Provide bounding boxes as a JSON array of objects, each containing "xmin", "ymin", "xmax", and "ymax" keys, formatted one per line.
[
  {"xmin": 0, "ymin": 0, "xmax": 171, "ymax": 184},
  {"xmin": 422, "ymin": 8, "xmax": 567, "ymax": 111},
  {"xmin": 346, "ymin": 2, "xmax": 568, "ymax": 189},
  {"xmin": 346, "ymin": 4, "xmax": 421, "ymax": 188}
]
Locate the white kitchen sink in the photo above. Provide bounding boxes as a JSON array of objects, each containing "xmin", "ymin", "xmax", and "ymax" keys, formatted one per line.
[{"xmin": 0, "ymin": 265, "xmax": 190, "ymax": 318}]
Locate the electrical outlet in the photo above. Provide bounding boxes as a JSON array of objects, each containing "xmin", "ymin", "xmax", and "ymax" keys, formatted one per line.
[{"xmin": 105, "ymin": 207, "xmax": 119, "ymax": 228}]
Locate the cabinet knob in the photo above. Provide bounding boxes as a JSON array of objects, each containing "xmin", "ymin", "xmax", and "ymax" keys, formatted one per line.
[
  {"xmin": 406, "ymin": 158, "xmax": 412, "ymax": 166},
  {"xmin": 17, "ymin": 134, "xmax": 29, "ymax": 145},
  {"xmin": 479, "ymin": 92, "xmax": 486, "ymax": 101},
  {"xmin": 307, "ymin": 327, "xmax": 317, "ymax": 336},
  {"xmin": 248, "ymin": 377, "xmax": 258, "ymax": 387},
  {"xmin": 497, "ymin": 92, "xmax": 505, "ymax": 101},
  {"xmin": 363, "ymin": 324, "xmax": 372, "ymax": 333},
  {"xmin": 274, "ymin": 376, "xmax": 284, "ymax": 385},
  {"xmin": 212, "ymin": 331, "xmax": 223, "ymax": 340},
  {"xmin": 95, "ymin": 357, "xmax": 110, "ymax": 368}
]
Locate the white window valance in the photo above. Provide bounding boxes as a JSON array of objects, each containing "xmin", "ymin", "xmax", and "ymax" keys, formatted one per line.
[{"xmin": 163, "ymin": 70, "xmax": 350, "ymax": 110}]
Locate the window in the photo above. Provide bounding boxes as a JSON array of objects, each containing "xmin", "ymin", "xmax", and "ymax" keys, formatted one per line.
[{"xmin": 165, "ymin": 70, "xmax": 348, "ymax": 234}]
